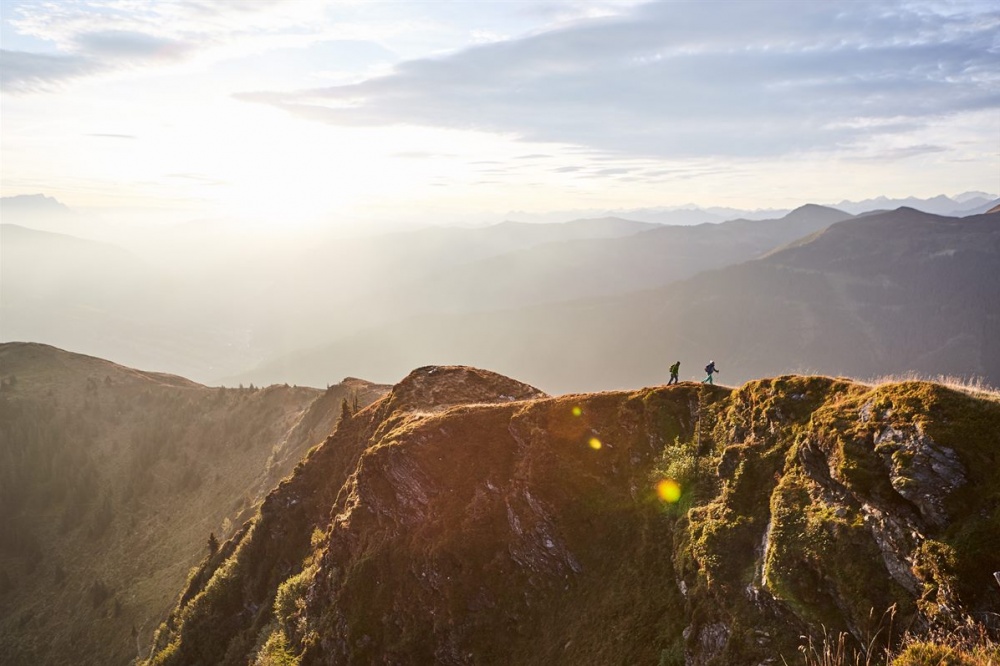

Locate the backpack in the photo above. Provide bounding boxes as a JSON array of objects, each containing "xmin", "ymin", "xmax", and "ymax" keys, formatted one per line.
[{"xmin": 705, "ymin": 364, "xmax": 713, "ymax": 374}]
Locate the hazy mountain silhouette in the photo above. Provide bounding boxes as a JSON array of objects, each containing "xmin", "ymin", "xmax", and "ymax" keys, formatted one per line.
[
  {"xmin": 0, "ymin": 193, "xmax": 72, "ymax": 216},
  {"xmin": 0, "ymin": 224, "xmax": 243, "ymax": 381},
  {"xmin": 830, "ymin": 192, "xmax": 997, "ymax": 217},
  {"xmin": 224, "ymin": 204, "xmax": 854, "ymax": 387},
  {"xmin": 365, "ymin": 204, "xmax": 852, "ymax": 315},
  {"xmin": 2, "ymin": 204, "xmax": 844, "ymax": 385},
  {"xmin": 239, "ymin": 208, "xmax": 999, "ymax": 393},
  {"xmin": 142, "ymin": 366, "xmax": 1000, "ymax": 665},
  {"xmin": 960, "ymin": 197, "xmax": 1000, "ymax": 216},
  {"xmin": 0, "ymin": 343, "xmax": 389, "ymax": 665},
  {"xmin": 5, "ymin": 195, "xmax": 995, "ymax": 393}
]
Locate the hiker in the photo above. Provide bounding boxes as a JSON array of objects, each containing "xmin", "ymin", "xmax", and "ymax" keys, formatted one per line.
[
  {"xmin": 701, "ymin": 361, "xmax": 720, "ymax": 384},
  {"xmin": 668, "ymin": 361, "xmax": 680, "ymax": 385}
]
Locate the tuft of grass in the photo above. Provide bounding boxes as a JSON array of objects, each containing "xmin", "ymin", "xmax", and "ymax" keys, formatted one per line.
[
  {"xmin": 857, "ymin": 372, "xmax": 1000, "ymax": 402},
  {"xmin": 787, "ymin": 615, "xmax": 1000, "ymax": 666}
]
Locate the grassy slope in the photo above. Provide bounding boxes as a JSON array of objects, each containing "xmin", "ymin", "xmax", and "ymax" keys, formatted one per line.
[
  {"xmin": 0, "ymin": 343, "xmax": 389, "ymax": 666},
  {"xmin": 144, "ymin": 369, "xmax": 1000, "ymax": 665}
]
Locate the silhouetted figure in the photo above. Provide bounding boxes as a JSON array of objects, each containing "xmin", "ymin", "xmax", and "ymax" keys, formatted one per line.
[
  {"xmin": 702, "ymin": 361, "xmax": 720, "ymax": 384},
  {"xmin": 668, "ymin": 361, "xmax": 680, "ymax": 385}
]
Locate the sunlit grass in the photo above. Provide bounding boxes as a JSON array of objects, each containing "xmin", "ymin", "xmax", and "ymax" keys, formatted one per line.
[{"xmin": 855, "ymin": 372, "xmax": 1000, "ymax": 401}]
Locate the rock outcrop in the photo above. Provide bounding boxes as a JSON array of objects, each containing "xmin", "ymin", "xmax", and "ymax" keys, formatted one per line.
[{"xmin": 144, "ymin": 370, "xmax": 1000, "ymax": 665}]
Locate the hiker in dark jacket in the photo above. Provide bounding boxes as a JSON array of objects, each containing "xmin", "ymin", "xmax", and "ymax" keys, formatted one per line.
[
  {"xmin": 668, "ymin": 361, "xmax": 680, "ymax": 385},
  {"xmin": 701, "ymin": 361, "xmax": 719, "ymax": 384}
]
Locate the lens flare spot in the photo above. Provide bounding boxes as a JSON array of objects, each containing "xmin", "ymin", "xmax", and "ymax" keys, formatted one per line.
[
  {"xmin": 588, "ymin": 437, "xmax": 602, "ymax": 450},
  {"xmin": 656, "ymin": 479, "xmax": 682, "ymax": 503},
  {"xmin": 572, "ymin": 406, "xmax": 582, "ymax": 417}
]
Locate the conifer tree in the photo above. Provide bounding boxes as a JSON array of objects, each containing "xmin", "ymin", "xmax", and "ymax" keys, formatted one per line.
[
  {"xmin": 207, "ymin": 532, "xmax": 219, "ymax": 555},
  {"xmin": 339, "ymin": 397, "xmax": 353, "ymax": 424}
]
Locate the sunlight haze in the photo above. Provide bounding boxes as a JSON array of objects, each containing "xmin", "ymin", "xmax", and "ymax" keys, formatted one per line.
[
  {"xmin": 3, "ymin": 0, "xmax": 997, "ymax": 232},
  {"xmin": 2, "ymin": 6, "xmax": 1000, "ymax": 662}
]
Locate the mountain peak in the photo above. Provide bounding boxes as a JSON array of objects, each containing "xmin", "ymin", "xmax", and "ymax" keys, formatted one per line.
[
  {"xmin": 0, "ymin": 193, "xmax": 72, "ymax": 214},
  {"xmin": 385, "ymin": 365, "xmax": 547, "ymax": 413},
  {"xmin": 783, "ymin": 203, "xmax": 850, "ymax": 222}
]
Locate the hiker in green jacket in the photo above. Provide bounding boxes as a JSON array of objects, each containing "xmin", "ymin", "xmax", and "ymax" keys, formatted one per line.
[
  {"xmin": 701, "ymin": 361, "xmax": 719, "ymax": 384},
  {"xmin": 668, "ymin": 361, "xmax": 680, "ymax": 385}
]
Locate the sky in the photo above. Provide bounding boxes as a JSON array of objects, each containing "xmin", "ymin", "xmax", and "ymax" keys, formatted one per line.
[{"xmin": 2, "ymin": 0, "xmax": 998, "ymax": 232}]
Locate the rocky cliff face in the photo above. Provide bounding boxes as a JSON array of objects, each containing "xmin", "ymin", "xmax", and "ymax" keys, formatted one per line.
[{"xmin": 144, "ymin": 368, "xmax": 1000, "ymax": 665}]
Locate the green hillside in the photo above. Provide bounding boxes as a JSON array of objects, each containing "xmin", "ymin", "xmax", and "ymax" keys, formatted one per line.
[{"xmin": 0, "ymin": 343, "xmax": 389, "ymax": 665}]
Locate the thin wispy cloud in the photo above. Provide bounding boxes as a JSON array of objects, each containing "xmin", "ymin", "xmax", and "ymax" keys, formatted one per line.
[
  {"xmin": 2, "ymin": 0, "xmax": 326, "ymax": 91},
  {"xmin": 86, "ymin": 133, "xmax": 137, "ymax": 140},
  {"xmin": 72, "ymin": 30, "xmax": 191, "ymax": 62},
  {"xmin": 239, "ymin": 0, "xmax": 999, "ymax": 160},
  {"xmin": 847, "ymin": 144, "xmax": 949, "ymax": 163},
  {"xmin": 166, "ymin": 173, "xmax": 228, "ymax": 186},
  {"xmin": 1, "ymin": 49, "xmax": 101, "ymax": 92}
]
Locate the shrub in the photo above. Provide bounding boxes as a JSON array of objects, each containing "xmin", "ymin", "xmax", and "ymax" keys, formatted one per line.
[
  {"xmin": 253, "ymin": 631, "xmax": 299, "ymax": 666},
  {"xmin": 890, "ymin": 642, "xmax": 967, "ymax": 666}
]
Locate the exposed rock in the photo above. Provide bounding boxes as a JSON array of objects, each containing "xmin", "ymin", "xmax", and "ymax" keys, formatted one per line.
[
  {"xmin": 684, "ymin": 622, "xmax": 730, "ymax": 665},
  {"xmin": 874, "ymin": 425, "xmax": 966, "ymax": 528}
]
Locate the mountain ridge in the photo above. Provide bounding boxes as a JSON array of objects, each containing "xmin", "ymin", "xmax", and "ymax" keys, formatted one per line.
[
  {"xmin": 0, "ymin": 343, "xmax": 391, "ymax": 666},
  {"xmin": 142, "ymin": 365, "xmax": 1000, "ymax": 665}
]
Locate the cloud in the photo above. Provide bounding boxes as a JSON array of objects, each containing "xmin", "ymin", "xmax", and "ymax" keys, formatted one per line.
[
  {"xmin": 166, "ymin": 172, "xmax": 228, "ymax": 185},
  {"xmin": 392, "ymin": 151, "xmax": 455, "ymax": 159},
  {"xmin": 86, "ymin": 133, "xmax": 137, "ymax": 140},
  {"xmin": 72, "ymin": 30, "xmax": 192, "ymax": 63},
  {"xmin": 241, "ymin": 0, "xmax": 1000, "ymax": 159},
  {"xmin": 4, "ymin": 0, "xmax": 322, "ymax": 91},
  {"xmin": 847, "ymin": 144, "xmax": 949, "ymax": 163},
  {"xmin": 0, "ymin": 50, "xmax": 102, "ymax": 92}
]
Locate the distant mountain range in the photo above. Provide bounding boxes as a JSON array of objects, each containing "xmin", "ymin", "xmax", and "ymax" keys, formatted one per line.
[
  {"xmin": 239, "ymin": 207, "xmax": 1000, "ymax": 393},
  {"xmin": 830, "ymin": 192, "xmax": 999, "ymax": 217},
  {"xmin": 3, "ymin": 194, "xmax": 998, "ymax": 393},
  {"xmin": 0, "ymin": 200, "xmax": 850, "ymax": 384},
  {"xmin": 341, "ymin": 204, "xmax": 853, "ymax": 323},
  {"xmin": 500, "ymin": 191, "xmax": 997, "ymax": 225}
]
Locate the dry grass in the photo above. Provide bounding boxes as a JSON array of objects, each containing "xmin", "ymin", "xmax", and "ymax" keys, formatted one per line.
[
  {"xmin": 854, "ymin": 372, "xmax": 1000, "ymax": 401},
  {"xmin": 786, "ymin": 613, "xmax": 1000, "ymax": 666},
  {"xmin": 784, "ymin": 606, "xmax": 897, "ymax": 666}
]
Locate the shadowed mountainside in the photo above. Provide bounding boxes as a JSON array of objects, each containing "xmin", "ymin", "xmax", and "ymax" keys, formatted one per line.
[
  {"xmin": 144, "ymin": 365, "xmax": 999, "ymax": 665},
  {"xmin": 0, "ymin": 343, "xmax": 390, "ymax": 666},
  {"xmin": 241, "ymin": 208, "xmax": 1000, "ymax": 393}
]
